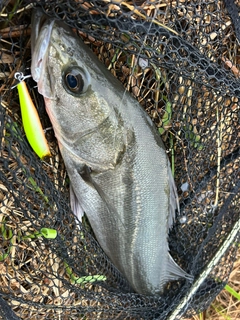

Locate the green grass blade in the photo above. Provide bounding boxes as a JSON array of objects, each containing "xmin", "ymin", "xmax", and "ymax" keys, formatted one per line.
[{"xmin": 224, "ymin": 284, "xmax": 240, "ymax": 300}]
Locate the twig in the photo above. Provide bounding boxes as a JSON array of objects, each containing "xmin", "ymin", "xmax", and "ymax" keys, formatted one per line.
[
  {"xmin": 214, "ymin": 106, "xmax": 222, "ymax": 209},
  {"xmin": 0, "ymin": 4, "xmax": 34, "ymax": 17}
]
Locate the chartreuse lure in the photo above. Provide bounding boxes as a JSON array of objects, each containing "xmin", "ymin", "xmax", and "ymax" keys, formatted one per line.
[{"xmin": 14, "ymin": 72, "xmax": 50, "ymax": 159}]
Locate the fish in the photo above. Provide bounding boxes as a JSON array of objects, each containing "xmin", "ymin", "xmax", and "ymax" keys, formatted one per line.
[{"xmin": 31, "ymin": 9, "xmax": 192, "ymax": 295}]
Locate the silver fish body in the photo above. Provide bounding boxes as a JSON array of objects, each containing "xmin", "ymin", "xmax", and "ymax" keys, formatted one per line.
[{"xmin": 31, "ymin": 9, "xmax": 192, "ymax": 295}]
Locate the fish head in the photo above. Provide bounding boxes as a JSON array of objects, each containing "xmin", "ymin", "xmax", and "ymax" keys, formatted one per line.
[{"xmin": 31, "ymin": 9, "xmax": 117, "ymax": 145}]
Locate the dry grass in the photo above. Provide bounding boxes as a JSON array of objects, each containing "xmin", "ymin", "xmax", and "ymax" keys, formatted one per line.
[{"xmin": 186, "ymin": 249, "xmax": 240, "ymax": 320}]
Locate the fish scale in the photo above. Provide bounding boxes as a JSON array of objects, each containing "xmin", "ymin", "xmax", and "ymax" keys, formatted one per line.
[{"xmin": 31, "ymin": 8, "xmax": 193, "ymax": 295}]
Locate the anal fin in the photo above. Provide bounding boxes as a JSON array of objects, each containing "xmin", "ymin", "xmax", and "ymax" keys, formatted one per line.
[
  {"xmin": 70, "ymin": 184, "xmax": 84, "ymax": 222},
  {"xmin": 166, "ymin": 253, "xmax": 193, "ymax": 282}
]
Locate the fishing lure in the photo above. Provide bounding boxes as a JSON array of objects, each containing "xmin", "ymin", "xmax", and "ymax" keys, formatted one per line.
[{"xmin": 14, "ymin": 72, "xmax": 51, "ymax": 159}]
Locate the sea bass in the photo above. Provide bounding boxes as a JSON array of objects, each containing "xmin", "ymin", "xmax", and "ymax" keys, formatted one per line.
[{"xmin": 31, "ymin": 9, "xmax": 192, "ymax": 295}]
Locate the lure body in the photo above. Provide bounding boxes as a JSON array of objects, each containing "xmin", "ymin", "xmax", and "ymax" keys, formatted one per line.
[{"xmin": 16, "ymin": 78, "xmax": 50, "ymax": 159}]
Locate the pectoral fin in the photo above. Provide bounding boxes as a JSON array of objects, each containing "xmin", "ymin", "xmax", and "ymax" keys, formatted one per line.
[{"xmin": 78, "ymin": 165, "xmax": 124, "ymax": 228}]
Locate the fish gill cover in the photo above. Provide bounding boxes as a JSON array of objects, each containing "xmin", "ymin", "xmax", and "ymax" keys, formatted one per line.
[{"xmin": 0, "ymin": 1, "xmax": 239, "ymax": 319}]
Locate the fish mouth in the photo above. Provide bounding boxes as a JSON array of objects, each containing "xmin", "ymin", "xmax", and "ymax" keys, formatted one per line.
[{"xmin": 31, "ymin": 9, "xmax": 55, "ymax": 98}]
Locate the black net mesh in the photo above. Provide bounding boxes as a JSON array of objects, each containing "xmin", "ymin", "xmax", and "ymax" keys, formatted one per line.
[{"xmin": 0, "ymin": 1, "xmax": 239, "ymax": 319}]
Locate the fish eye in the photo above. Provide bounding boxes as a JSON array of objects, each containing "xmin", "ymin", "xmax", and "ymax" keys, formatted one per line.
[
  {"xmin": 62, "ymin": 66, "xmax": 90, "ymax": 95},
  {"xmin": 65, "ymin": 73, "xmax": 83, "ymax": 92}
]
